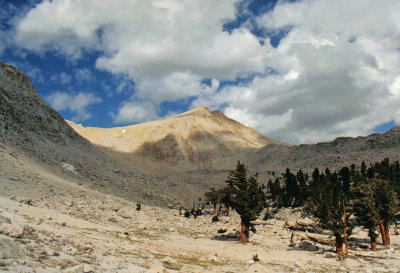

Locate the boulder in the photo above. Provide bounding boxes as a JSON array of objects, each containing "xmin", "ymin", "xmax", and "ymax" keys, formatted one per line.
[
  {"xmin": 299, "ymin": 240, "xmax": 319, "ymax": 251},
  {"xmin": 83, "ymin": 264, "xmax": 95, "ymax": 273},
  {"xmin": 138, "ymin": 223, "xmax": 147, "ymax": 230},
  {"xmin": 0, "ymin": 223, "xmax": 24, "ymax": 238},
  {"xmin": 161, "ymin": 256, "xmax": 182, "ymax": 270},
  {"xmin": 0, "ymin": 215, "xmax": 11, "ymax": 225},
  {"xmin": 206, "ymin": 254, "xmax": 218, "ymax": 262},
  {"xmin": 63, "ymin": 245, "xmax": 78, "ymax": 256},
  {"xmin": 297, "ymin": 218, "xmax": 315, "ymax": 226}
]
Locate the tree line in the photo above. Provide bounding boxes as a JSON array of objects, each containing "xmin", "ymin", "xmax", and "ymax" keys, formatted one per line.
[{"xmin": 204, "ymin": 158, "xmax": 400, "ymax": 254}]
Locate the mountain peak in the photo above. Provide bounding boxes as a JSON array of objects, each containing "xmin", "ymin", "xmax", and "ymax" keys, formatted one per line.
[
  {"xmin": 68, "ymin": 106, "xmax": 283, "ymax": 170},
  {"xmin": 176, "ymin": 107, "xmax": 211, "ymax": 118}
]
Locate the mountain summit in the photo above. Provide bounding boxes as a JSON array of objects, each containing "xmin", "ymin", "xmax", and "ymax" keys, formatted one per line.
[{"xmin": 68, "ymin": 107, "xmax": 283, "ymax": 169}]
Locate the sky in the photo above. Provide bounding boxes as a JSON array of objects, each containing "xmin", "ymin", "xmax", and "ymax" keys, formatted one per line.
[{"xmin": 1, "ymin": 0, "xmax": 400, "ymax": 144}]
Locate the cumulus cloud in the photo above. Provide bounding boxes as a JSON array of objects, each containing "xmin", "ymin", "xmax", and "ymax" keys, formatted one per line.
[
  {"xmin": 74, "ymin": 68, "xmax": 93, "ymax": 83},
  {"xmin": 46, "ymin": 91, "xmax": 101, "ymax": 121},
  {"xmin": 13, "ymin": 0, "xmax": 267, "ymax": 105},
  {"xmin": 193, "ymin": 0, "xmax": 400, "ymax": 143},
  {"xmin": 113, "ymin": 100, "xmax": 159, "ymax": 124},
  {"xmin": 12, "ymin": 0, "xmax": 400, "ymax": 143},
  {"xmin": 26, "ymin": 67, "xmax": 45, "ymax": 84},
  {"xmin": 136, "ymin": 71, "xmax": 219, "ymax": 104},
  {"xmin": 50, "ymin": 72, "xmax": 71, "ymax": 84}
]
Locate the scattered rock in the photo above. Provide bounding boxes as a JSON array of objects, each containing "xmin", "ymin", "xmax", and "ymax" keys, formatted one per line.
[
  {"xmin": 138, "ymin": 223, "xmax": 146, "ymax": 230},
  {"xmin": 180, "ymin": 264, "xmax": 205, "ymax": 273},
  {"xmin": 117, "ymin": 210, "xmax": 131, "ymax": 219},
  {"xmin": 207, "ymin": 254, "xmax": 218, "ymax": 262},
  {"xmin": 83, "ymin": 264, "xmax": 95, "ymax": 273},
  {"xmin": 297, "ymin": 218, "xmax": 314, "ymax": 226},
  {"xmin": 299, "ymin": 240, "xmax": 319, "ymax": 251},
  {"xmin": 146, "ymin": 266, "xmax": 168, "ymax": 273},
  {"xmin": 63, "ymin": 245, "xmax": 78, "ymax": 256},
  {"xmin": 0, "ymin": 215, "xmax": 11, "ymax": 224},
  {"xmin": 161, "ymin": 256, "xmax": 182, "ymax": 270},
  {"xmin": 0, "ymin": 223, "xmax": 24, "ymax": 238},
  {"xmin": 295, "ymin": 261, "xmax": 302, "ymax": 267}
]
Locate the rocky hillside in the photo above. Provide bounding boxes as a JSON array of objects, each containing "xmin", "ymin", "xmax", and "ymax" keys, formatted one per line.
[
  {"xmin": 0, "ymin": 60, "xmax": 196, "ymax": 206},
  {"xmin": 252, "ymin": 126, "xmax": 400, "ymax": 173},
  {"xmin": 68, "ymin": 107, "xmax": 283, "ymax": 170}
]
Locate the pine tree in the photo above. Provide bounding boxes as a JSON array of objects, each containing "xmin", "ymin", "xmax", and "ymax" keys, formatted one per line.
[
  {"xmin": 296, "ymin": 170, "xmax": 307, "ymax": 207},
  {"xmin": 267, "ymin": 177, "xmax": 282, "ymax": 212},
  {"xmin": 306, "ymin": 168, "xmax": 352, "ymax": 254},
  {"xmin": 339, "ymin": 167, "xmax": 351, "ymax": 196},
  {"xmin": 204, "ymin": 187, "xmax": 222, "ymax": 215},
  {"xmin": 283, "ymin": 168, "xmax": 298, "ymax": 207},
  {"xmin": 352, "ymin": 181, "xmax": 380, "ymax": 250},
  {"xmin": 225, "ymin": 161, "xmax": 266, "ymax": 243},
  {"xmin": 220, "ymin": 186, "xmax": 233, "ymax": 216},
  {"xmin": 374, "ymin": 178, "xmax": 398, "ymax": 245}
]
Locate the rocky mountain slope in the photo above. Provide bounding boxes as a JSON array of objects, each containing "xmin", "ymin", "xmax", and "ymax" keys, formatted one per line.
[
  {"xmin": 0, "ymin": 60, "xmax": 202, "ymax": 206},
  {"xmin": 252, "ymin": 126, "xmax": 400, "ymax": 173},
  {"xmin": 67, "ymin": 107, "xmax": 283, "ymax": 170}
]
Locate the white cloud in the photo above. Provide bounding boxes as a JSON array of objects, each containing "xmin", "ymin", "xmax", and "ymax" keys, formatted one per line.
[
  {"xmin": 46, "ymin": 91, "xmax": 101, "ymax": 121},
  {"xmin": 50, "ymin": 72, "xmax": 71, "ymax": 84},
  {"xmin": 12, "ymin": 0, "xmax": 400, "ymax": 143},
  {"xmin": 26, "ymin": 67, "xmax": 45, "ymax": 83},
  {"xmin": 136, "ymin": 71, "xmax": 219, "ymax": 104},
  {"xmin": 14, "ymin": 0, "xmax": 267, "ymax": 100},
  {"xmin": 74, "ymin": 68, "xmax": 93, "ymax": 82},
  {"xmin": 193, "ymin": 0, "xmax": 400, "ymax": 143},
  {"xmin": 113, "ymin": 100, "xmax": 159, "ymax": 124}
]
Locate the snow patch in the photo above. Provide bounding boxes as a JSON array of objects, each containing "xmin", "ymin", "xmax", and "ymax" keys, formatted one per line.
[{"xmin": 61, "ymin": 163, "xmax": 78, "ymax": 174}]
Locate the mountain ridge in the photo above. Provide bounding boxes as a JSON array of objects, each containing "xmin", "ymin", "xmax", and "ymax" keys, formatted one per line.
[{"xmin": 67, "ymin": 106, "xmax": 284, "ymax": 170}]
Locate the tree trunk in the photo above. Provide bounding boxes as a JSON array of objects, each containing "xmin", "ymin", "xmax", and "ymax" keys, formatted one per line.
[
  {"xmin": 370, "ymin": 236, "xmax": 377, "ymax": 251},
  {"xmin": 335, "ymin": 234, "xmax": 344, "ymax": 254},
  {"xmin": 343, "ymin": 202, "xmax": 349, "ymax": 256},
  {"xmin": 275, "ymin": 196, "xmax": 279, "ymax": 212},
  {"xmin": 213, "ymin": 203, "xmax": 218, "ymax": 216},
  {"xmin": 239, "ymin": 221, "xmax": 249, "ymax": 244},
  {"xmin": 379, "ymin": 220, "xmax": 390, "ymax": 246},
  {"xmin": 384, "ymin": 222, "xmax": 391, "ymax": 245},
  {"xmin": 223, "ymin": 204, "xmax": 229, "ymax": 216}
]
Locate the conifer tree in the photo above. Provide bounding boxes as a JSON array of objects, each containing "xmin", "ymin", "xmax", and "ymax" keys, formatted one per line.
[
  {"xmin": 204, "ymin": 187, "xmax": 222, "ymax": 215},
  {"xmin": 220, "ymin": 186, "xmax": 233, "ymax": 216},
  {"xmin": 283, "ymin": 168, "xmax": 298, "ymax": 207},
  {"xmin": 296, "ymin": 170, "xmax": 307, "ymax": 207},
  {"xmin": 374, "ymin": 178, "xmax": 398, "ymax": 245},
  {"xmin": 225, "ymin": 161, "xmax": 266, "ymax": 243},
  {"xmin": 306, "ymin": 168, "xmax": 351, "ymax": 254},
  {"xmin": 352, "ymin": 181, "xmax": 380, "ymax": 250},
  {"xmin": 267, "ymin": 177, "xmax": 282, "ymax": 211}
]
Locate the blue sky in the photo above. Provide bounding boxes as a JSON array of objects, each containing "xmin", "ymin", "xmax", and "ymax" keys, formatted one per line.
[{"xmin": 1, "ymin": 0, "xmax": 399, "ymax": 144}]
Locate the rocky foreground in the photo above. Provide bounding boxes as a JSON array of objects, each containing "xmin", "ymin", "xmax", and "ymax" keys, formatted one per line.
[{"xmin": 1, "ymin": 143, "xmax": 400, "ymax": 272}]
